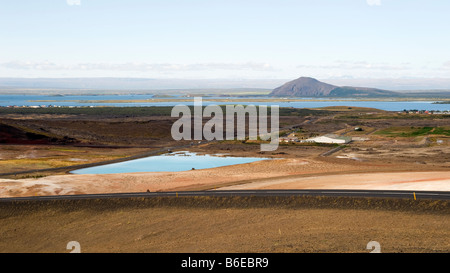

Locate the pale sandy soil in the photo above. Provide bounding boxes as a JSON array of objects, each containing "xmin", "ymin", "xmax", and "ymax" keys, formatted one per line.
[
  {"xmin": 1, "ymin": 157, "xmax": 449, "ymax": 197},
  {"xmin": 217, "ymin": 171, "xmax": 450, "ymax": 191}
]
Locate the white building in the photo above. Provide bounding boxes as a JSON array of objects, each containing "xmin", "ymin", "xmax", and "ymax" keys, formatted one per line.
[{"xmin": 305, "ymin": 134, "xmax": 351, "ymax": 144}]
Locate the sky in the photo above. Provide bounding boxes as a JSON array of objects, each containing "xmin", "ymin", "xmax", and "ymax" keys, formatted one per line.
[{"xmin": 1, "ymin": 0, "xmax": 450, "ymax": 80}]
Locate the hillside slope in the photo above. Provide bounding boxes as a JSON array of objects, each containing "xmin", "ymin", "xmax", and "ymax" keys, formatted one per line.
[{"xmin": 270, "ymin": 77, "xmax": 400, "ymax": 97}]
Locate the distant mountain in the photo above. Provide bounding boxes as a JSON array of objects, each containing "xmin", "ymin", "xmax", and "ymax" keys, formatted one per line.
[
  {"xmin": 270, "ymin": 77, "xmax": 400, "ymax": 97},
  {"xmin": 327, "ymin": 86, "xmax": 399, "ymax": 97},
  {"xmin": 270, "ymin": 77, "xmax": 337, "ymax": 97}
]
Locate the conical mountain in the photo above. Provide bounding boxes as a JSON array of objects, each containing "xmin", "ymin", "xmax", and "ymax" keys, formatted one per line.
[
  {"xmin": 270, "ymin": 76, "xmax": 399, "ymax": 97},
  {"xmin": 270, "ymin": 77, "xmax": 337, "ymax": 97}
]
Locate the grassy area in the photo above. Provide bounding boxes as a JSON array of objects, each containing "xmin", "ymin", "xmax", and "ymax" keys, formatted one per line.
[
  {"xmin": 375, "ymin": 126, "xmax": 450, "ymax": 137},
  {"xmin": 0, "ymin": 144, "xmax": 145, "ymax": 176},
  {"xmin": 432, "ymin": 127, "xmax": 450, "ymax": 136},
  {"xmin": 339, "ymin": 113, "xmax": 450, "ymax": 120},
  {"xmin": 0, "ymin": 155, "xmax": 124, "ymax": 174}
]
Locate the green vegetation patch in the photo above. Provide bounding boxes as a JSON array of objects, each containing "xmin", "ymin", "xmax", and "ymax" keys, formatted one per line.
[
  {"xmin": 431, "ymin": 127, "xmax": 450, "ymax": 136},
  {"xmin": 375, "ymin": 126, "xmax": 450, "ymax": 137}
]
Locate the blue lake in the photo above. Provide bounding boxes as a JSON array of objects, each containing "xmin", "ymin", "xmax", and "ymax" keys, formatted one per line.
[
  {"xmin": 70, "ymin": 151, "xmax": 268, "ymax": 174},
  {"xmin": 0, "ymin": 94, "xmax": 450, "ymax": 111}
]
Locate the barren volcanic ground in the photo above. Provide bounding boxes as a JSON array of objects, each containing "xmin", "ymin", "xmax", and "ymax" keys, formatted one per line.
[
  {"xmin": 1, "ymin": 199, "xmax": 449, "ymax": 253},
  {"xmin": 0, "ymin": 106, "xmax": 449, "ymax": 253},
  {"xmin": 1, "ymin": 107, "xmax": 450, "ymax": 196}
]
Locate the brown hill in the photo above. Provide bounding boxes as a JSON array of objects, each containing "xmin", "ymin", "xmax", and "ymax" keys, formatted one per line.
[
  {"xmin": 270, "ymin": 77, "xmax": 399, "ymax": 97},
  {"xmin": 270, "ymin": 77, "xmax": 337, "ymax": 97}
]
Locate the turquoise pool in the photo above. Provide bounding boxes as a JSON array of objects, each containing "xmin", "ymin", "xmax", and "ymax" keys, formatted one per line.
[{"xmin": 70, "ymin": 151, "xmax": 268, "ymax": 174}]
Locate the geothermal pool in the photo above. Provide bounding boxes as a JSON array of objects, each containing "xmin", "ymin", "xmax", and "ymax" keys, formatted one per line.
[{"xmin": 70, "ymin": 151, "xmax": 268, "ymax": 174}]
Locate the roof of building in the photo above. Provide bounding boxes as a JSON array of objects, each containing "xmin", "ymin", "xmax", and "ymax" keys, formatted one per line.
[
  {"xmin": 307, "ymin": 134, "xmax": 352, "ymax": 142},
  {"xmin": 323, "ymin": 134, "xmax": 352, "ymax": 141}
]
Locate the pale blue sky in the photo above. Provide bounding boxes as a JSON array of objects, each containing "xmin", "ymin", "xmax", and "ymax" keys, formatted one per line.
[{"xmin": 1, "ymin": 0, "xmax": 450, "ymax": 79}]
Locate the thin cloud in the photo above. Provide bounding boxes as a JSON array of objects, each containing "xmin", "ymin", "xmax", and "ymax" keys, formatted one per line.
[
  {"xmin": 443, "ymin": 61, "xmax": 450, "ymax": 69},
  {"xmin": 366, "ymin": 0, "xmax": 381, "ymax": 6},
  {"xmin": 1, "ymin": 61, "xmax": 63, "ymax": 70},
  {"xmin": 296, "ymin": 60, "xmax": 410, "ymax": 71},
  {"xmin": 1, "ymin": 61, "xmax": 275, "ymax": 72},
  {"xmin": 66, "ymin": 0, "xmax": 81, "ymax": 6}
]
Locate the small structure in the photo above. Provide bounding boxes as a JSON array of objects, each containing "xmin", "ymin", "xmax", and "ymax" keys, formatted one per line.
[
  {"xmin": 305, "ymin": 134, "xmax": 351, "ymax": 144},
  {"xmin": 279, "ymin": 136, "xmax": 299, "ymax": 143}
]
